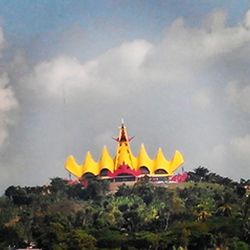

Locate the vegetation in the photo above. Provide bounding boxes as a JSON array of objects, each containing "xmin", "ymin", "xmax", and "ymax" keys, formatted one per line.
[{"xmin": 0, "ymin": 167, "xmax": 249, "ymax": 250}]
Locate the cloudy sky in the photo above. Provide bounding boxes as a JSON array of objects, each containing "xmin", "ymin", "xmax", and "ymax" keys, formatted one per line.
[{"xmin": 1, "ymin": 0, "xmax": 250, "ymax": 192}]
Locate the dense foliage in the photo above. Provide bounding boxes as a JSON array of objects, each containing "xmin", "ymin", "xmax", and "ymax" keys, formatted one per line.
[{"xmin": 0, "ymin": 167, "xmax": 249, "ymax": 250}]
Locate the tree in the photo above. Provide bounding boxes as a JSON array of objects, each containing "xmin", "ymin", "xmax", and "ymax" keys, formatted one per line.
[
  {"xmin": 242, "ymin": 219, "xmax": 250, "ymax": 244},
  {"xmin": 179, "ymin": 228, "xmax": 190, "ymax": 250},
  {"xmin": 96, "ymin": 230, "xmax": 125, "ymax": 249},
  {"xmin": 217, "ymin": 204, "xmax": 232, "ymax": 217},
  {"xmin": 243, "ymin": 195, "xmax": 250, "ymax": 219},
  {"xmin": 193, "ymin": 167, "xmax": 209, "ymax": 182},
  {"xmin": 115, "ymin": 183, "xmax": 131, "ymax": 197},
  {"xmin": 50, "ymin": 178, "xmax": 68, "ymax": 197},
  {"xmin": 0, "ymin": 225, "xmax": 27, "ymax": 249},
  {"xmin": 229, "ymin": 240, "xmax": 249, "ymax": 250},
  {"xmin": 5, "ymin": 186, "xmax": 32, "ymax": 206},
  {"xmin": 132, "ymin": 182, "xmax": 154, "ymax": 205},
  {"xmin": 129, "ymin": 231, "xmax": 160, "ymax": 250},
  {"xmin": 68, "ymin": 230, "xmax": 96, "ymax": 250},
  {"xmin": 5, "ymin": 185, "xmax": 17, "ymax": 200},
  {"xmin": 235, "ymin": 185, "xmax": 246, "ymax": 198},
  {"xmin": 85, "ymin": 179, "xmax": 109, "ymax": 201}
]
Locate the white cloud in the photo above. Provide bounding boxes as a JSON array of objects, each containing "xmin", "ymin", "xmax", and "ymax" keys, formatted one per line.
[
  {"xmin": 192, "ymin": 89, "xmax": 211, "ymax": 109},
  {"xmin": 230, "ymin": 134, "xmax": 250, "ymax": 160},
  {"xmin": 0, "ymin": 27, "xmax": 5, "ymax": 53},
  {"xmin": 30, "ymin": 56, "xmax": 95, "ymax": 96},
  {"xmin": 24, "ymin": 9, "xmax": 250, "ymax": 100},
  {"xmin": 226, "ymin": 81, "xmax": 250, "ymax": 113},
  {"xmin": 146, "ymin": 9, "xmax": 250, "ymax": 82},
  {"xmin": 0, "ymin": 27, "xmax": 18, "ymax": 147},
  {"xmin": 0, "ymin": 73, "xmax": 18, "ymax": 146},
  {"xmin": 27, "ymin": 40, "xmax": 152, "ymax": 97},
  {"xmin": 244, "ymin": 9, "xmax": 250, "ymax": 28},
  {"xmin": 205, "ymin": 134, "xmax": 250, "ymax": 179},
  {"xmin": 203, "ymin": 10, "xmax": 250, "ymax": 56},
  {"xmin": 204, "ymin": 9, "xmax": 227, "ymax": 31}
]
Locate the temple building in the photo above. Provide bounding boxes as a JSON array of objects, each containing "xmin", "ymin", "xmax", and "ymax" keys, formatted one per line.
[{"xmin": 65, "ymin": 122, "xmax": 184, "ymax": 182}]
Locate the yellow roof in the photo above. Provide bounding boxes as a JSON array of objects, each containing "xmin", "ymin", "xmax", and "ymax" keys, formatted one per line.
[
  {"xmin": 99, "ymin": 146, "xmax": 114, "ymax": 173},
  {"xmin": 65, "ymin": 155, "xmax": 84, "ymax": 178},
  {"xmin": 169, "ymin": 150, "xmax": 184, "ymax": 174},
  {"xmin": 65, "ymin": 123, "xmax": 184, "ymax": 178},
  {"xmin": 154, "ymin": 148, "xmax": 171, "ymax": 173},
  {"xmin": 82, "ymin": 151, "xmax": 99, "ymax": 176},
  {"xmin": 138, "ymin": 144, "xmax": 154, "ymax": 173}
]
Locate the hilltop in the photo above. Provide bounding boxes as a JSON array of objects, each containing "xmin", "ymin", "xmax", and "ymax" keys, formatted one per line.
[{"xmin": 0, "ymin": 167, "xmax": 249, "ymax": 250}]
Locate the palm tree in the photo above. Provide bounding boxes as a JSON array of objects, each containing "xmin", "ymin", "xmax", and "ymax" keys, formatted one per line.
[
  {"xmin": 197, "ymin": 211, "xmax": 211, "ymax": 222},
  {"xmin": 217, "ymin": 204, "xmax": 232, "ymax": 217},
  {"xmin": 193, "ymin": 166, "xmax": 209, "ymax": 182}
]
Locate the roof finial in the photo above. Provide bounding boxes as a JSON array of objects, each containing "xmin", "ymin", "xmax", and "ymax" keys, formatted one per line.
[{"xmin": 121, "ymin": 118, "xmax": 124, "ymax": 126}]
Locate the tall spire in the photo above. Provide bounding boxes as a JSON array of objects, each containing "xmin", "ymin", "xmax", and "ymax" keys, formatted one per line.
[
  {"xmin": 115, "ymin": 119, "xmax": 134, "ymax": 142},
  {"xmin": 114, "ymin": 120, "xmax": 136, "ymax": 170},
  {"xmin": 121, "ymin": 118, "xmax": 124, "ymax": 126},
  {"xmin": 119, "ymin": 121, "xmax": 128, "ymax": 142}
]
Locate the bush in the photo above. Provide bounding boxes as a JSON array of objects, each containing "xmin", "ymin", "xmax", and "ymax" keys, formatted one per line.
[{"xmin": 97, "ymin": 230, "xmax": 126, "ymax": 248}]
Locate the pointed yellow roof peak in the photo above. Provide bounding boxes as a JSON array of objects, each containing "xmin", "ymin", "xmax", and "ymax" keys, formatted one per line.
[
  {"xmin": 100, "ymin": 146, "xmax": 112, "ymax": 159},
  {"xmin": 102, "ymin": 145, "xmax": 108, "ymax": 152},
  {"xmin": 157, "ymin": 147, "xmax": 163, "ymax": 152},
  {"xmin": 83, "ymin": 151, "xmax": 98, "ymax": 166},
  {"xmin": 99, "ymin": 146, "xmax": 114, "ymax": 172},
  {"xmin": 138, "ymin": 143, "xmax": 153, "ymax": 173},
  {"xmin": 85, "ymin": 150, "xmax": 94, "ymax": 160},
  {"xmin": 154, "ymin": 147, "xmax": 170, "ymax": 171},
  {"xmin": 155, "ymin": 147, "xmax": 168, "ymax": 159},
  {"xmin": 139, "ymin": 143, "xmax": 149, "ymax": 155},
  {"xmin": 156, "ymin": 147, "xmax": 166, "ymax": 158},
  {"xmin": 168, "ymin": 150, "xmax": 184, "ymax": 174},
  {"xmin": 156, "ymin": 147, "xmax": 162, "ymax": 155},
  {"xmin": 65, "ymin": 155, "xmax": 84, "ymax": 178},
  {"xmin": 82, "ymin": 151, "xmax": 99, "ymax": 176}
]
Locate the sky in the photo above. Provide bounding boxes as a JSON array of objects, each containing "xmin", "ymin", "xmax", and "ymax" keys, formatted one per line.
[{"xmin": 1, "ymin": 0, "xmax": 250, "ymax": 192}]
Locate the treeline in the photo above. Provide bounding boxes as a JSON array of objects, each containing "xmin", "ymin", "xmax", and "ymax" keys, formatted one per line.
[{"xmin": 0, "ymin": 167, "xmax": 249, "ymax": 250}]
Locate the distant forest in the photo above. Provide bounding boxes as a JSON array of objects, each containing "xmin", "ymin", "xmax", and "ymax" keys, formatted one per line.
[{"xmin": 0, "ymin": 167, "xmax": 249, "ymax": 250}]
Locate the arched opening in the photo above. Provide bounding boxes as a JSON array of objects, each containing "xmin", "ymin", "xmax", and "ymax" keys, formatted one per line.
[
  {"xmin": 100, "ymin": 168, "xmax": 110, "ymax": 177},
  {"xmin": 139, "ymin": 166, "xmax": 150, "ymax": 174},
  {"xmin": 82, "ymin": 172, "xmax": 95, "ymax": 179},
  {"xmin": 154, "ymin": 169, "xmax": 168, "ymax": 175}
]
